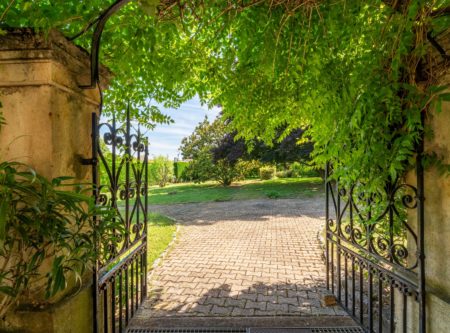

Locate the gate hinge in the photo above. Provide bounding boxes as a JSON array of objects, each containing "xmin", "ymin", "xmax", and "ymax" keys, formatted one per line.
[{"xmin": 80, "ymin": 157, "xmax": 98, "ymax": 166}]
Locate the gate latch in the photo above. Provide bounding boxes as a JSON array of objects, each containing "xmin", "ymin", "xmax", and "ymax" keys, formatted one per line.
[{"xmin": 80, "ymin": 157, "xmax": 98, "ymax": 166}]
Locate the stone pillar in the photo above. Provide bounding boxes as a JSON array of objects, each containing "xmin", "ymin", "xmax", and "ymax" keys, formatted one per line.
[
  {"xmin": 403, "ymin": 64, "xmax": 450, "ymax": 331},
  {"xmin": 420, "ymin": 70, "xmax": 450, "ymax": 332},
  {"xmin": 0, "ymin": 29, "xmax": 109, "ymax": 333}
]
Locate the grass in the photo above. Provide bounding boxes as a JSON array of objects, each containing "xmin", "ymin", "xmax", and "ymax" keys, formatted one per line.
[
  {"xmin": 147, "ymin": 212, "xmax": 177, "ymax": 266},
  {"xmin": 148, "ymin": 177, "xmax": 323, "ymax": 205}
]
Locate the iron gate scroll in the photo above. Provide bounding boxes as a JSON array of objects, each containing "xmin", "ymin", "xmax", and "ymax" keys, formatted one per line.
[
  {"xmin": 90, "ymin": 109, "xmax": 149, "ymax": 333},
  {"xmin": 325, "ymin": 151, "xmax": 425, "ymax": 332}
]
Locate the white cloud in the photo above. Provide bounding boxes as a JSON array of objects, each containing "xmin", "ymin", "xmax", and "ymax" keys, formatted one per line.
[
  {"xmin": 145, "ymin": 95, "xmax": 219, "ymax": 159},
  {"xmin": 149, "ymin": 142, "xmax": 179, "ymax": 150},
  {"xmin": 154, "ymin": 126, "xmax": 192, "ymax": 136},
  {"xmin": 100, "ymin": 96, "xmax": 220, "ymax": 159}
]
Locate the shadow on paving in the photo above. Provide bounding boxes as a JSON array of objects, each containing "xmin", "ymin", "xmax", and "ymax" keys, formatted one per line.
[
  {"xmin": 144, "ymin": 281, "xmax": 346, "ymax": 317},
  {"xmin": 130, "ymin": 281, "xmax": 356, "ymax": 329}
]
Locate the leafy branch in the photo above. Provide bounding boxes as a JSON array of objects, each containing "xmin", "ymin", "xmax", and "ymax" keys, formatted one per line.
[{"xmin": 0, "ymin": 161, "xmax": 122, "ymax": 318}]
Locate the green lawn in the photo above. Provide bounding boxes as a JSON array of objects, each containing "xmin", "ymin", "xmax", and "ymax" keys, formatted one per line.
[
  {"xmin": 148, "ymin": 177, "xmax": 323, "ymax": 205},
  {"xmin": 147, "ymin": 212, "xmax": 177, "ymax": 266}
]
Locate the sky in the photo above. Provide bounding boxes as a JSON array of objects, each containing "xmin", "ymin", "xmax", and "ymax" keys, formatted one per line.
[{"xmin": 145, "ymin": 96, "xmax": 220, "ymax": 160}]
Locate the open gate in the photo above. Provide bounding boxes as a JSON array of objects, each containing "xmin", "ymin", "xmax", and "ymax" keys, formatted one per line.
[
  {"xmin": 325, "ymin": 143, "xmax": 426, "ymax": 332},
  {"xmin": 88, "ymin": 109, "xmax": 149, "ymax": 333}
]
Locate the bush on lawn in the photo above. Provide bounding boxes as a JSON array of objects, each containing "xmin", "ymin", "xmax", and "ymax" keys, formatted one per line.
[
  {"xmin": 266, "ymin": 190, "xmax": 281, "ymax": 199},
  {"xmin": 290, "ymin": 162, "xmax": 319, "ymax": 178},
  {"xmin": 259, "ymin": 166, "xmax": 276, "ymax": 180},
  {"xmin": 276, "ymin": 170, "xmax": 293, "ymax": 178},
  {"xmin": 149, "ymin": 156, "xmax": 174, "ymax": 187},
  {"xmin": 238, "ymin": 160, "xmax": 262, "ymax": 179}
]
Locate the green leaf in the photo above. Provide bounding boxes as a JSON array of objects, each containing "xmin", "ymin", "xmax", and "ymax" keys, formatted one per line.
[
  {"xmin": 0, "ymin": 286, "xmax": 16, "ymax": 297},
  {"xmin": 0, "ymin": 198, "xmax": 8, "ymax": 245},
  {"xmin": 438, "ymin": 92, "xmax": 450, "ymax": 102}
]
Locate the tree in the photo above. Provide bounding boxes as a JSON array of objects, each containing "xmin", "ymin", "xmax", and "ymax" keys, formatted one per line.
[
  {"xmin": 149, "ymin": 155, "xmax": 173, "ymax": 187},
  {"xmin": 180, "ymin": 117, "xmax": 226, "ymax": 161},
  {"xmin": 180, "ymin": 115, "xmax": 314, "ymax": 185},
  {"xmin": 180, "ymin": 117, "xmax": 246, "ymax": 186},
  {"xmin": 244, "ymin": 128, "xmax": 313, "ymax": 166}
]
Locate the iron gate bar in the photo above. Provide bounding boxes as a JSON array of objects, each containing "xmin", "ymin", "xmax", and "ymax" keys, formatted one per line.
[
  {"xmin": 91, "ymin": 112, "xmax": 100, "ymax": 333},
  {"xmin": 325, "ymin": 122, "xmax": 426, "ymax": 333},
  {"xmin": 79, "ymin": 0, "xmax": 133, "ymax": 89},
  {"xmin": 90, "ymin": 108, "xmax": 149, "ymax": 333},
  {"xmin": 326, "ymin": 238, "xmax": 419, "ymax": 295},
  {"xmin": 97, "ymin": 242, "xmax": 147, "ymax": 287},
  {"xmin": 416, "ymin": 112, "xmax": 426, "ymax": 333},
  {"xmin": 127, "ymin": 328, "xmax": 249, "ymax": 333}
]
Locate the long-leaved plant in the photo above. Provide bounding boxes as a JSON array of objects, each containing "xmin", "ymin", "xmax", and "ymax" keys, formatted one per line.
[{"xmin": 0, "ymin": 161, "xmax": 122, "ymax": 318}]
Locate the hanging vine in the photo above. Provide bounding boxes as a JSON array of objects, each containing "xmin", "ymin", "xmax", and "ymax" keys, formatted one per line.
[{"xmin": 0, "ymin": 0, "xmax": 449, "ymax": 187}]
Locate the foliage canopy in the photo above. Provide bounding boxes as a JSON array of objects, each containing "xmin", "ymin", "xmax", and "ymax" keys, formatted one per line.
[{"xmin": 1, "ymin": 0, "xmax": 449, "ymax": 185}]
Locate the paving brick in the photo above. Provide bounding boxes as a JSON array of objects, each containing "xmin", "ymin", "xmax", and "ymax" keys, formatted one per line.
[
  {"xmin": 244, "ymin": 300, "xmax": 267, "ymax": 311},
  {"xmin": 277, "ymin": 296, "xmax": 299, "ymax": 306},
  {"xmin": 204, "ymin": 297, "xmax": 226, "ymax": 306},
  {"xmin": 266, "ymin": 302, "xmax": 289, "ymax": 312},
  {"xmin": 133, "ymin": 198, "xmax": 349, "ymax": 320},
  {"xmin": 224, "ymin": 298, "xmax": 247, "ymax": 308},
  {"xmin": 238, "ymin": 293, "xmax": 258, "ymax": 301},
  {"xmin": 192, "ymin": 304, "xmax": 212, "ymax": 314},
  {"xmin": 210, "ymin": 305, "xmax": 232, "ymax": 316},
  {"xmin": 257, "ymin": 294, "xmax": 277, "ymax": 303},
  {"xmin": 231, "ymin": 307, "xmax": 255, "ymax": 316}
]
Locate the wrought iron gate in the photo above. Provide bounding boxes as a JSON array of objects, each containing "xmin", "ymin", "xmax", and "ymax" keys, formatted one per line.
[
  {"xmin": 89, "ymin": 109, "xmax": 149, "ymax": 333},
  {"xmin": 325, "ymin": 144, "xmax": 425, "ymax": 332}
]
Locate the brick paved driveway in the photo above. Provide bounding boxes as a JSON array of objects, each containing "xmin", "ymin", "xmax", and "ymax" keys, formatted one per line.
[{"xmin": 132, "ymin": 197, "xmax": 348, "ymax": 326}]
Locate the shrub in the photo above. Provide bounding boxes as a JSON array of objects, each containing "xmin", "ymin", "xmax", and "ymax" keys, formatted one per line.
[
  {"xmin": 237, "ymin": 160, "xmax": 262, "ymax": 179},
  {"xmin": 290, "ymin": 162, "xmax": 319, "ymax": 177},
  {"xmin": 276, "ymin": 170, "xmax": 293, "ymax": 178},
  {"xmin": 0, "ymin": 161, "xmax": 120, "ymax": 317},
  {"xmin": 290, "ymin": 162, "xmax": 302, "ymax": 177},
  {"xmin": 149, "ymin": 156, "xmax": 174, "ymax": 187},
  {"xmin": 184, "ymin": 153, "xmax": 215, "ymax": 183},
  {"xmin": 259, "ymin": 166, "xmax": 276, "ymax": 180},
  {"xmin": 213, "ymin": 159, "xmax": 244, "ymax": 186},
  {"xmin": 266, "ymin": 191, "xmax": 281, "ymax": 199}
]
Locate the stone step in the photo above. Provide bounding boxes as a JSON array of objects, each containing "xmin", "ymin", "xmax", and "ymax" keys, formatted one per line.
[{"xmin": 127, "ymin": 327, "xmax": 364, "ymax": 333}]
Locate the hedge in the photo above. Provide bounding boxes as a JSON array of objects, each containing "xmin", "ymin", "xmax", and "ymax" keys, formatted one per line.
[{"xmin": 174, "ymin": 161, "xmax": 189, "ymax": 182}]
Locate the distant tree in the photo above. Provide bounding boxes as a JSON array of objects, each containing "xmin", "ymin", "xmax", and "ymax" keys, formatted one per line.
[
  {"xmin": 248, "ymin": 128, "xmax": 313, "ymax": 165},
  {"xmin": 211, "ymin": 132, "xmax": 246, "ymax": 164},
  {"xmin": 180, "ymin": 117, "xmax": 221, "ymax": 183},
  {"xmin": 149, "ymin": 156, "xmax": 173, "ymax": 187},
  {"xmin": 180, "ymin": 117, "xmax": 225, "ymax": 161},
  {"xmin": 180, "ymin": 117, "xmax": 245, "ymax": 186},
  {"xmin": 184, "ymin": 150, "xmax": 215, "ymax": 183}
]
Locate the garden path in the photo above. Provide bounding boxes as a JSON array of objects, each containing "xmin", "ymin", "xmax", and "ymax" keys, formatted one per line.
[{"xmin": 129, "ymin": 197, "xmax": 354, "ymax": 328}]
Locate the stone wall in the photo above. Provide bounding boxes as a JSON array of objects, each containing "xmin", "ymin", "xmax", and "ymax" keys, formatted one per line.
[
  {"xmin": 420, "ymin": 69, "xmax": 450, "ymax": 332},
  {"xmin": 0, "ymin": 29, "xmax": 109, "ymax": 180},
  {"xmin": 0, "ymin": 29, "xmax": 109, "ymax": 333},
  {"xmin": 404, "ymin": 62, "xmax": 450, "ymax": 331}
]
